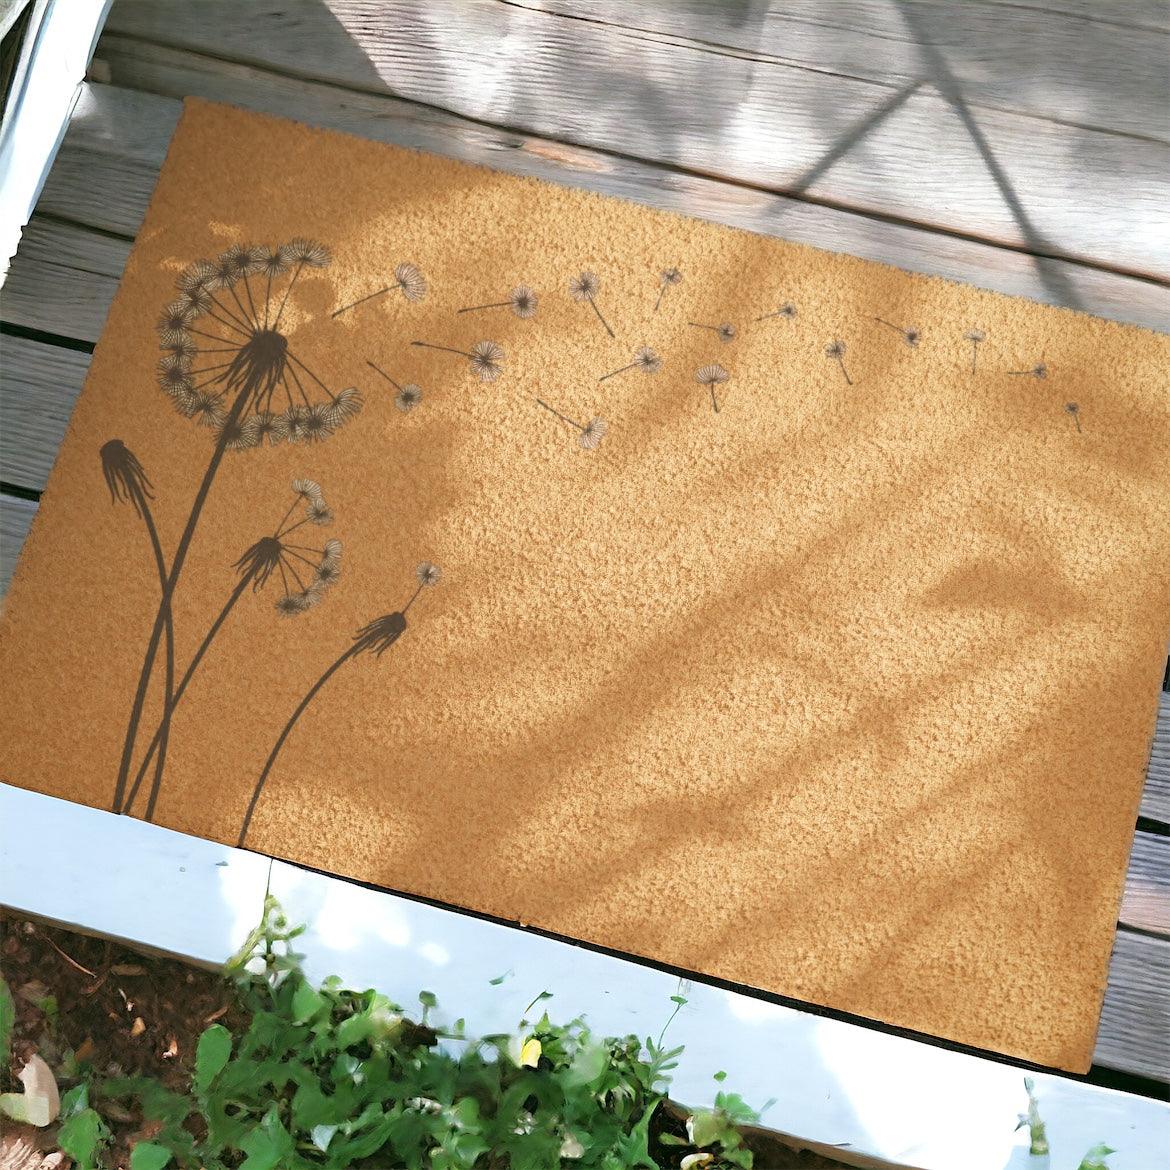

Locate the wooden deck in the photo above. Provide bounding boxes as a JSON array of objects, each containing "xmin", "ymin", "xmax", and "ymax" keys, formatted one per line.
[{"xmin": 1, "ymin": 0, "xmax": 1168, "ymax": 1093}]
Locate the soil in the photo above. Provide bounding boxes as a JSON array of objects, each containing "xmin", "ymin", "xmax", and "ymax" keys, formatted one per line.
[{"xmin": 0, "ymin": 911, "xmax": 858, "ymax": 1169}]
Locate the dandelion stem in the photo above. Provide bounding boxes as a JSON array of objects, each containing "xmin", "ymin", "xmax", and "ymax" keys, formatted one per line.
[
  {"xmin": 366, "ymin": 360, "xmax": 401, "ymax": 391},
  {"xmin": 123, "ymin": 573, "xmax": 251, "ymax": 815},
  {"xmin": 205, "ymin": 307, "xmax": 251, "ymax": 339},
  {"xmin": 837, "ymin": 357, "xmax": 852, "ymax": 386},
  {"xmin": 599, "ymin": 363, "xmax": 635, "ymax": 382},
  {"xmin": 115, "ymin": 381, "xmax": 251, "ymax": 816},
  {"xmin": 238, "ymin": 642, "xmax": 364, "ymax": 847},
  {"xmin": 710, "ymin": 385, "xmax": 719, "ymax": 413},
  {"xmin": 535, "ymin": 398, "xmax": 583, "ymax": 431},
  {"xmin": 457, "ymin": 302, "xmax": 509, "ymax": 314},
  {"xmin": 263, "ymin": 271, "xmax": 274, "ymax": 330},
  {"xmin": 241, "ymin": 273, "xmax": 260, "ymax": 326},
  {"xmin": 287, "ymin": 351, "xmax": 336, "ymax": 398},
  {"xmin": 403, "ymin": 583, "xmax": 425, "ymax": 614},
  {"xmin": 654, "ymin": 287, "xmax": 665, "ymax": 313},
  {"xmin": 226, "ymin": 283, "xmax": 255, "ymax": 331},
  {"xmin": 272, "ymin": 261, "xmax": 304, "ymax": 331},
  {"xmin": 874, "ymin": 316, "xmax": 903, "ymax": 337},
  {"xmin": 412, "ymin": 341, "xmax": 471, "ymax": 359},
  {"xmin": 332, "ymin": 286, "xmax": 392, "ymax": 318},
  {"xmin": 971, "ymin": 343, "xmax": 979, "ymax": 374},
  {"xmin": 187, "ymin": 325, "xmax": 245, "ymax": 346},
  {"xmin": 588, "ymin": 296, "xmax": 614, "ymax": 338}
]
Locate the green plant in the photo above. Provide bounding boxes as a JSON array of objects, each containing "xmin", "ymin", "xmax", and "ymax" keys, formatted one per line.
[{"xmin": 75, "ymin": 897, "xmax": 765, "ymax": 1168}]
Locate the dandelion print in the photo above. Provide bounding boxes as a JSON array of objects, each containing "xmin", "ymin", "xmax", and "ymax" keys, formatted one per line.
[
  {"xmin": 1009, "ymin": 358, "xmax": 1048, "ymax": 379},
  {"xmin": 755, "ymin": 301, "xmax": 797, "ymax": 323},
  {"xmin": 695, "ymin": 363, "xmax": 729, "ymax": 413},
  {"xmin": 688, "ymin": 321, "xmax": 736, "ymax": 343},
  {"xmin": 411, "ymin": 339, "xmax": 504, "ymax": 383},
  {"xmin": 458, "ymin": 285, "xmax": 538, "ymax": 319},
  {"xmin": 114, "ymin": 238, "xmax": 356, "ymax": 817},
  {"xmin": 964, "ymin": 329, "xmax": 985, "ymax": 373},
  {"xmin": 1065, "ymin": 402, "xmax": 1082, "ymax": 432},
  {"xmin": 654, "ymin": 267, "xmax": 682, "ymax": 312},
  {"xmin": 535, "ymin": 398, "xmax": 607, "ymax": 450},
  {"xmin": 367, "ymin": 360, "xmax": 423, "ymax": 412},
  {"xmin": 599, "ymin": 346, "xmax": 662, "ymax": 382},
  {"xmin": 569, "ymin": 271, "xmax": 614, "ymax": 338},
  {"xmin": 332, "ymin": 262, "xmax": 428, "ymax": 318},
  {"xmin": 237, "ymin": 561, "xmax": 441, "ymax": 846},
  {"xmin": 825, "ymin": 340, "xmax": 852, "ymax": 385},
  {"xmin": 122, "ymin": 481, "xmax": 344, "ymax": 820},
  {"xmin": 874, "ymin": 317, "xmax": 920, "ymax": 347}
]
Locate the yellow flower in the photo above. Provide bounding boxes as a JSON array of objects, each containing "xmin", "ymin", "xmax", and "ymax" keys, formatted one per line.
[{"xmin": 520, "ymin": 1037, "xmax": 542, "ymax": 1067}]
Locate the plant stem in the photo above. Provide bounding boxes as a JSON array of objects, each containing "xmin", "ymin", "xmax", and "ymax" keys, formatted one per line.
[
  {"xmin": 114, "ymin": 383, "xmax": 250, "ymax": 815},
  {"xmin": 710, "ymin": 385, "xmax": 719, "ymax": 413},
  {"xmin": 457, "ymin": 302, "xmax": 508, "ymax": 314},
  {"xmin": 654, "ymin": 287, "xmax": 665, "ymax": 313},
  {"xmin": 588, "ymin": 297, "xmax": 614, "ymax": 338},
  {"xmin": 366, "ymin": 360, "xmax": 401, "ymax": 392},
  {"xmin": 238, "ymin": 643, "xmax": 363, "ymax": 847},
  {"xmin": 599, "ymin": 364, "xmax": 634, "ymax": 382},
  {"xmin": 332, "ymin": 285, "xmax": 392, "ymax": 318},
  {"xmin": 412, "ymin": 342, "xmax": 470, "ymax": 359},
  {"xmin": 535, "ymin": 398, "xmax": 583, "ymax": 432},
  {"xmin": 838, "ymin": 357, "xmax": 852, "ymax": 386},
  {"xmin": 272, "ymin": 261, "xmax": 304, "ymax": 331},
  {"xmin": 123, "ymin": 573, "xmax": 252, "ymax": 815}
]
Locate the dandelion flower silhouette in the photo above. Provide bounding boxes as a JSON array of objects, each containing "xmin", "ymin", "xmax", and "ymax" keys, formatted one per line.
[
  {"xmin": 695, "ymin": 363, "xmax": 730, "ymax": 412},
  {"xmin": 569, "ymin": 271, "xmax": 614, "ymax": 337},
  {"xmin": 1065, "ymin": 402, "xmax": 1082, "ymax": 432},
  {"xmin": 964, "ymin": 328, "xmax": 986, "ymax": 373},
  {"xmin": 396, "ymin": 385, "xmax": 423, "ymax": 412},
  {"xmin": 100, "ymin": 440, "xmax": 154, "ymax": 517},
  {"xmin": 824, "ymin": 340, "xmax": 852, "ymax": 385},
  {"xmin": 535, "ymin": 397, "xmax": 607, "ymax": 450},
  {"xmin": 354, "ymin": 611, "xmax": 408, "ymax": 656},
  {"xmin": 875, "ymin": 317, "xmax": 920, "ymax": 347},
  {"xmin": 756, "ymin": 301, "xmax": 797, "ymax": 322},
  {"xmin": 655, "ymin": 267, "xmax": 683, "ymax": 311},
  {"xmin": 600, "ymin": 346, "xmax": 662, "ymax": 381},
  {"xmin": 458, "ymin": 285, "xmax": 538, "ymax": 319},
  {"xmin": 688, "ymin": 321, "xmax": 737, "ymax": 343}
]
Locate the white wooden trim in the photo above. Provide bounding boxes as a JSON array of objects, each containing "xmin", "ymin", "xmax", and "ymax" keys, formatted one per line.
[{"xmin": 0, "ymin": 783, "xmax": 1166, "ymax": 1170}]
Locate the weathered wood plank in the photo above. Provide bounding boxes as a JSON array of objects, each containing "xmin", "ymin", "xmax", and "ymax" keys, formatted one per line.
[
  {"xmin": 70, "ymin": 64, "xmax": 1170, "ymax": 332},
  {"xmin": 522, "ymin": 0, "xmax": 1170, "ymax": 142},
  {"xmin": 1145, "ymin": 693, "xmax": 1170, "ymax": 823},
  {"xmin": 1095, "ymin": 928, "xmax": 1170, "ymax": 1081},
  {"xmin": 3, "ymin": 217, "xmax": 127, "ymax": 342},
  {"xmin": 1119, "ymin": 830, "xmax": 1170, "ymax": 936},
  {"xmin": 0, "ymin": 495, "xmax": 37, "ymax": 598},
  {"xmin": 0, "ymin": 336, "xmax": 90, "ymax": 492},
  {"xmin": 101, "ymin": 0, "xmax": 1170, "ymax": 279}
]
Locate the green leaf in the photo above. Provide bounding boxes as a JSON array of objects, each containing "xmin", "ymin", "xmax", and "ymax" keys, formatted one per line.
[
  {"xmin": 129, "ymin": 1141, "xmax": 173, "ymax": 1170},
  {"xmin": 1077, "ymin": 1144, "xmax": 1116, "ymax": 1170},
  {"xmin": 689, "ymin": 1109, "xmax": 724, "ymax": 1148},
  {"xmin": 419, "ymin": 990, "xmax": 437, "ymax": 1008},
  {"xmin": 713, "ymin": 1070, "xmax": 727, "ymax": 1083},
  {"xmin": 291, "ymin": 980, "xmax": 326, "ymax": 1023},
  {"xmin": 60, "ymin": 1083, "xmax": 89, "ymax": 1118},
  {"xmin": 194, "ymin": 1023, "xmax": 233, "ymax": 1092},
  {"xmin": 57, "ymin": 1108, "xmax": 106, "ymax": 1170},
  {"xmin": 0, "ymin": 978, "xmax": 13, "ymax": 1065}
]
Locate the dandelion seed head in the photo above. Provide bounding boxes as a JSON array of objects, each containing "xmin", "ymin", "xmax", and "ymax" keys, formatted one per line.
[
  {"xmin": 157, "ymin": 363, "xmax": 194, "ymax": 395},
  {"xmin": 695, "ymin": 363, "xmax": 729, "ymax": 386},
  {"xmin": 315, "ymin": 559, "xmax": 342, "ymax": 589},
  {"xmin": 660, "ymin": 267, "xmax": 683, "ymax": 287},
  {"xmin": 158, "ymin": 350, "xmax": 192, "ymax": 375},
  {"xmin": 1033, "ymin": 363, "xmax": 1048, "ymax": 379},
  {"xmin": 157, "ymin": 300, "xmax": 197, "ymax": 343},
  {"xmin": 579, "ymin": 418, "xmax": 607, "ymax": 450},
  {"xmin": 177, "ymin": 260, "xmax": 217, "ymax": 297},
  {"xmin": 292, "ymin": 478, "xmax": 323, "ymax": 503},
  {"xmin": 259, "ymin": 248, "xmax": 290, "ymax": 278},
  {"xmin": 306, "ymin": 497, "xmax": 334, "ymax": 526},
  {"xmin": 395, "ymin": 262, "xmax": 427, "ymax": 303},
  {"xmin": 825, "ymin": 340, "xmax": 847, "ymax": 360},
  {"xmin": 285, "ymin": 238, "xmax": 331, "ymax": 268},
  {"xmin": 190, "ymin": 391, "xmax": 226, "ymax": 429},
  {"xmin": 471, "ymin": 340, "xmax": 504, "ymax": 382},
  {"xmin": 249, "ymin": 412, "xmax": 280, "ymax": 446},
  {"xmin": 510, "ymin": 285, "xmax": 538, "ymax": 318},
  {"xmin": 322, "ymin": 539, "xmax": 342, "ymax": 568},
  {"xmin": 1065, "ymin": 401, "xmax": 1079, "ymax": 414},
  {"xmin": 221, "ymin": 416, "xmax": 260, "ymax": 451},
  {"xmin": 325, "ymin": 386, "xmax": 363, "ymax": 430},
  {"xmin": 161, "ymin": 334, "xmax": 197, "ymax": 361},
  {"xmin": 634, "ymin": 346, "xmax": 662, "ymax": 374},
  {"xmin": 416, "ymin": 561, "xmax": 442, "ymax": 587},
  {"xmin": 779, "ymin": 302, "xmax": 797, "ymax": 318},
  {"xmin": 275, "ymin": 592, "xmax": 311, "ymax": 617},
  {"xmin": 716, "ymin": 323, "xmax": 737, "ymax": 343},
  {"xmin": 569, "ymin": 271, "xmax": 600, "ymax": 301},
  {"xmin": 298, "ymin": 404, "xmax": 334, "ymax": 443},
  {"xmin": 395, "ymin": 384, "xmax": 423, "ymax": 412},
  {"xmin": 903, "ymin": 328, "xmax": 921, "ymax": 347},
  {"xmin": 965, "ymin": 329, "xmax": 986, "ymax": 343}
]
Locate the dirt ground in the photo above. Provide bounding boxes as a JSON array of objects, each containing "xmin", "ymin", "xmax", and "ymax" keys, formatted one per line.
[{"xmin": 0, "ymin": 911, "xmax": 857, "ymax": 1169}]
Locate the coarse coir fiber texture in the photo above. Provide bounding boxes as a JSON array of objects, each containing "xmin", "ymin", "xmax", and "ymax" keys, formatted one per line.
[{"xmin": 2, "ymin": 99, "xmax": 1168, "ymax": 1073}]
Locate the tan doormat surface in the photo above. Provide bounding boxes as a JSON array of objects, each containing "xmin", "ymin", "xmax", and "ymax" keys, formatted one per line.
[{"xmin": 3, "ymin": 99, "xmax": 1168, "ymax": 1073}]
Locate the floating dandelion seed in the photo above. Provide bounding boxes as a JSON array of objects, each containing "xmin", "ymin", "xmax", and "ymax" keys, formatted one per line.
[
  {"xmin": 332, "ymin": 261, "xmax": 427, "ymax": 318},
  {"xmin": 655, "ymin": 267, "xmax": 683, "ymax": 312},
  {"xmin": 535, "ymin": 397, "xmax": 607, "ymax": 450},
  {"xmin": 238, "ymin": 560, "xmax": 442, "ymax": 846},
  {"xmin": 1009, "ymin": 359, "xmax": 1048, "ymax": 379},
  {"xmin": 695, "ymin": 363, "xmax": 730, "ymax": 412},
  {"xmin": 825, "ymin": 340, "xmax": 852, "ymax": 385},
  {"xmin": 874, "ymin": 317, "xmax": 920, "ymax": 347},
  {"xmin": 964, "ymin": 329, "xmax": 986, "ymax": 373},
  {"xmin": 688, "ymin": 320, "xmax": 736, "ymax": 343},
  {"xmin": 755, "ymin": 301, "xmax": 797, "ymax": 322},
  {"xmin": 411, "ymin": 339, "xmax": 503, "ymax": 382},
  {"xmin": 157, "ymin": 300, "xmax": 197, "ymax": 345},
  {"xmin": 366, "ymin": 360, "xmax": 424, "ymax": 410},
  {"xmin": 121, "ymin": 480, "xmax": 343, "ymax": 819},
  {"xmin": 600, "ymin": 345, "xmax": 662, "ymax": 381},
  {"xmin": 569, "ymin": 271, "xmax": 614, "ymax": 338},
  {"xmin": 458, "ymin": 285, "xmax": 538, "ymax": 319},
  {"xmin": 1065, "ymin": 402, "xmax": 1082, "ymax": 432}
]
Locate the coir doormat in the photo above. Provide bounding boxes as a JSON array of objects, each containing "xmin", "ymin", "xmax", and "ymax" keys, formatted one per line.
[{"xmin": 3, "ymin": 99, "xmax": 1168, "ymax": 1072}]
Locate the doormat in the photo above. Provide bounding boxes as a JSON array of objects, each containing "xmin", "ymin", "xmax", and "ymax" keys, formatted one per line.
[{"xmin": 3, "ymin": 99, "xmax": 1168, "ymax": 1073}]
